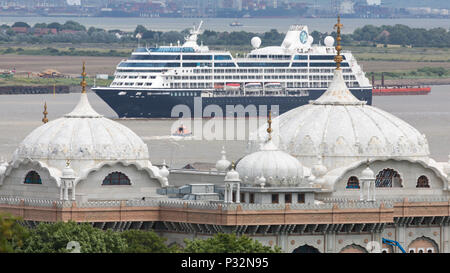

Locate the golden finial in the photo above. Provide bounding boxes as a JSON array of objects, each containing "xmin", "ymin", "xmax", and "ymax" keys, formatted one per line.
[
  {"xmin": 267, "ymin": 110, "xmax": 273, "ymax": 141},
  {"xmin": 42, "ymin": 102, "xmax": 48, "ymax": 124},
  {"xmin": 81, "ymin": 61, "xmax": 87, "ymax": 94},
  {"xmin": 231, "ymin": 161, "xmax": 236, "ymax": 170},
  {"xmin": 66, "ymin": 159, "xmax": 71, "ymax": 167},
  {"xmin": 334, "ymin": 15, "xmax": 343, "ymax": 70}
]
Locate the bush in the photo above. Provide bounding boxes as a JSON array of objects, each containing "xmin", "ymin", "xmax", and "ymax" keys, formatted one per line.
[{"xmin": 183, "ymin": 233, "xmax": 281, "ymax": 253}]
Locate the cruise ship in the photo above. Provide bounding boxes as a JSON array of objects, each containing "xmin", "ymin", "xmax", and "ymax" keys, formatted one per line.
[{"xmin": 92, "ymin": 21, "xmax": 372, "ymax": 118}]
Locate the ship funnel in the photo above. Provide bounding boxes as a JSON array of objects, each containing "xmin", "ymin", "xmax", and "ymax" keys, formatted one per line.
[{"xmin": 281, "ymin": 25, "xmax": 311, "ymax": 51}]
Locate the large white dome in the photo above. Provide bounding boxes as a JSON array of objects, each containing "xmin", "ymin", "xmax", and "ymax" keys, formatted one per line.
[
  {"xmin": 237, "ymin": 140, "xmax": 304, "ymax": 186},
  {"xmin": 13, "ymin": 93, "xmax": 150, "ymax": 171},
  {"xmin": 251, "ymin": 70, "xmax": 430, "ymax": 170}
]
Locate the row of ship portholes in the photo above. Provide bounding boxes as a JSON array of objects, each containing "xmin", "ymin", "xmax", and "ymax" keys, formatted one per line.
[
  {"xmin": 346, "ymin": 168, "xmax": 430, "ymax": 189},
  {"xmin": 23, "ymin": 171, "xmax": 131, "ymax": 186},
  {"xmin": 292, "ymin": 236, "xmax": 439, "ymax": 253}
]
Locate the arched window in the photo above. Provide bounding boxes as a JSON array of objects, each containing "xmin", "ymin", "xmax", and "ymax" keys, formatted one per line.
[
  {"xmin": 293, "ymin": 244, "xmax": 320, "ymax": 253},
  {"xmin": 24, "ymin": 171, "xmax": 42, "ymax": 184},
  {"xmin": 416, "ymin": 175, "xmax": 430, "ymax": 188},
  {"xmin": 102, "ymin": 172, "xmax": 131, "ymax": 185},
  {"xmin": 375, "ymin": 169, "xmax": 402, "ymax": 188},
  {"xmin": 346, "ymin": 176, "xmax": 360, "ymax": 189}
]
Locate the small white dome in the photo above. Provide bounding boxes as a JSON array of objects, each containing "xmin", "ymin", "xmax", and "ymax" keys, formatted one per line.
[
  {"xmin": 361, "ymin": 165, "xmax": 375, "ymax": 180},
  {"xmin": 251, "ymin": 69, "xmax": 430, "ymax": 170},
  {"xmin": 236, "ymin": 140, "xmax": 303, "ymax": 186},
  {"xmin": 307, "ymin": 35, "xmax": 314, "ymax": 45},
  {"xmin": 159, "ymin": 160, "xmax": 170, "ymax": 178},
  {"xmin": 215, "ymin": 146, "xmax": 231, "ymax": 172},
  {"xmin": 324, "ymin": 36, "xmax": 335, "ymax": 47},
  {"xmin": 251, "ymin": 36, "xmax": 262, "ymax": 49},
  {"xmin": 13, "ymin": 93, "xmax": 151, "ymax": 172},
  {"xmin": 312, "ymin": 155, "xmax": 327, "ymax": 178},
  {"xmin": 224, "ymin": 168, "xmax": 240, "ymax": 182},
  {"xmin": 62, "ymin": 163, "xmax": 76, "ymax": 179}
]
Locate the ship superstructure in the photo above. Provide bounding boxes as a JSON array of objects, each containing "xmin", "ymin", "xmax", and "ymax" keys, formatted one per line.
[{"xmin": 93, "ymin": 21, "xmax": 372, "ymax": 118}]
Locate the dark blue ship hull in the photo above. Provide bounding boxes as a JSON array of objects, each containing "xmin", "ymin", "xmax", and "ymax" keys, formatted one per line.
[{"xmin": 92, "ymin": 88, "xmax": 372, "ymax": 118}]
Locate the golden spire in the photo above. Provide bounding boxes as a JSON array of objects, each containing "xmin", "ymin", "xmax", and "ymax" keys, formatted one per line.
[
  {"xmin": 334, "ymin": 15, "xmax": 343, "ymax": 70},
  {"xmin": 42, "ymin": 102, "xmax": 48, "ymax": 123},
  {"xmin": 81, "ymin": 61, "xmax": 87, "ymax": 94},
  {"xmin": 267, "ymin": 110, "xmax": 273, "ymax": 141},
  {"xmin": 231, "ymin": 161, "xmax": 236, "ymax": 170}
]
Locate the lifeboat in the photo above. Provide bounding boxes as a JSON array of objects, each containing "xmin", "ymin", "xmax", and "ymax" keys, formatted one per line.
[
  {"xmin": 225, "ymin": 83, "xmax": 241, "ymax": 90},
  {"xmin": 172, "ymin": 124, "xmax": 192, "ymax": 137}
]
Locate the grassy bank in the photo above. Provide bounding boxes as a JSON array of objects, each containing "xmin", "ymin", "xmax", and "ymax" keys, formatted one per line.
[
  {"xmin": 0, "ymin": 76, "xmax": 112, "ymax": 87},
  {"xmin": 369, "ymin": 67, "xmax": 450, "ymax": 80}
]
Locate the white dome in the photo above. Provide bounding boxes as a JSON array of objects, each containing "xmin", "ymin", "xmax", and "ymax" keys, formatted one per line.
[
  {"xmin": 251, "ymin": 36, "xmax": 262, "ymax": 49},
  {"xmin": 324, "ymin": 36, "xmax": 335, "ymax": 47},
  {"xmin": 251, "ymin": 69, "xmax": 430, "ymax": 170},
  {"xmin": 361, "ymin": 166, "xmax": 375, "ymax": 180},
  {"xmin": 13, "ymin": 93, "xmax": 150, "ymax": 172},
  {"xmin": 224, "ymin": 168, "xmax": 240, "ymax": 182},
  {"xmin": 215, "ymin": 146, "xmax": 231, "ymax": 172},
  {"xmin": 237, "ymin": 140, "xmax": 304, "ymax": 186}
]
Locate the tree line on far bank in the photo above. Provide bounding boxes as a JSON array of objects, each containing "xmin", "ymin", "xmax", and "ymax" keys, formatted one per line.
[
  {"xmin": 0, "ymin": 20, "xmax": 449, "ymax": 48},
  {"xmin": 0, "ymin": 213, "xmax": 281, "ymax": 253}
]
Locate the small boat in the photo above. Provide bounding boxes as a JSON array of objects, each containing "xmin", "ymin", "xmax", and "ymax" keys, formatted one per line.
[
  {"xmin": 172, "ymin": 124, "xmax": 192, "ymax": 137},
  {"xmin": 230, "ymin": 21, "xmax": 243, "ymax": 27}
]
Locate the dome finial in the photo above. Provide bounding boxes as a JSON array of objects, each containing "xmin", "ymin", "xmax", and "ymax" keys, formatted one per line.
[
  {"xmin": 267, "ymin": 110, "xmax": 273, "ymax": 141},
  {"xmin": 42, "ymin": 102, "xmax": 48, "ymax": 124},
  {"xmin": 81, "ymin": 61, "xmax": 87, "ymax": 94},
  {"xmin": 334, "ymin": 15, "xmax": 343, "ymax": 70}
]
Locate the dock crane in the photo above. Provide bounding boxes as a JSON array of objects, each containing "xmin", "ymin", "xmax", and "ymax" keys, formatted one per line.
[{"xmin": 382, "ymin": 238, "xmax": 406, "ymax": 253}]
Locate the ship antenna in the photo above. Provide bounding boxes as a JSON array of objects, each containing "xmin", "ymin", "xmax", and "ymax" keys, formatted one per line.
[
  {"xmin": 334, "ymin": 15, "xmax": 343, "ymax": 70},
  {"xmin": 81, "ymin": 61, "xmax": 87, "ymax": 94}
]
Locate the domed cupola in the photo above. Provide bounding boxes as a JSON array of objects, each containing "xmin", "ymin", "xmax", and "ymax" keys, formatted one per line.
[
  {"xmin": 250, "ymin": 19, "xmax": 430, "ymax": 170},
  {"xmin": 237, "ymin": 112, "xmax": 304, "ymax": 187},
  {"xmin": 11, "ymin": 63, "xmax": 165, "ymax": 185}
]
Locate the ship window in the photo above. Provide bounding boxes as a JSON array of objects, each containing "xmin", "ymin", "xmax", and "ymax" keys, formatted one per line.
[
  {"xmin": 129, "ymin": 55, "xmax": 180, "ymax": 60},
  {"xmin": 416, "ymin": 175, "xmax": 430, "ymax": 188},
  {"xmin": 310, "ymin": 62, "xmax": 349, "ymax": 67},
  {"xmin": 119, "ymin": 62, "xmax": 180, "ymax": 68},
  {"xmin": 102, "ymin": 172, "xmax": 131, "ymax": 185},
  {"xmin": 294, "ymin": 55, "xmax": 308, "ymax": 60},
  {"xmin": 215, "ymin": 63, "xmax": 236, "ymax": 67},
  {"xmin": 237, "ymin": 62, "xmax": 289, "ymax": 67},
  {"xmin": 183, "ymin": 55, "xmax": 212, "ymax": 60},
  {"xmin": 310, "ymin": 55, "xmax": 346, "ymax": 60},
  {"xmin": 214, "ymin": 55, "xmax": 232, "ymax": 60},
  {"xmin": 292, "ymin": 63, "xmax": 308, "ymax": 67},
  {"xmin": 24, "ymin": 171, "xmax": 42, "ymax": 184}
]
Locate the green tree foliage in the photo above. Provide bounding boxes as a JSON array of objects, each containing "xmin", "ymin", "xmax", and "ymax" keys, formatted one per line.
[
  {"xmin": 62, "ymin": 20, "xmax": 86, "ymax": 31},
  {"xmin": 183, "ymin": 233, "xmax": 281, "ymax": 253},
  {"xmin": 121, "ymin": 229, "xmax": 180, "ymax": 253},
  {"xmin": 0, "ymin": 213, "xmax": 28, "ymax": 253},
  {"xmin": 134, "ymin": 25, "xmax": 148, "ymax": 36},
  {"xmin": 18, "ymin": 221, "xmax": 127, "ymax": 253},
  {"xmin": 11, "ymin": 22, "xmax": 30, "ymax": 28}
]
